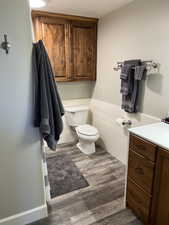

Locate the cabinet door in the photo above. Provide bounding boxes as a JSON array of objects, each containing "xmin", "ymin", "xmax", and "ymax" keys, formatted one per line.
[
  {"xmin": 71, "ymin": 21, "xmax": 97, "ymax": 81},
  {"xmin": 128, "ymin": 150, "xmax": 155, "ymax": 194},
  {"xmin": 35, "ymin": 16, "xmax": 71, "ymax": 81},
  {"xmin": 151, "ymin": 147, "xmax": 169, "ymax": 225},
  {"xmin": 127, "ymin": 178, "xmax": 151, "ymax": 224}
]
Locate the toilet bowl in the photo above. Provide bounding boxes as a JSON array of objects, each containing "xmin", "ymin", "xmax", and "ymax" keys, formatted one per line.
[
  {"xmin": 76, "ymin": 124, "xmax": 99, "ymax": 155},
  {"xmin": 65, "ymin": 105, "xmax": 100, "ymax": 155}
]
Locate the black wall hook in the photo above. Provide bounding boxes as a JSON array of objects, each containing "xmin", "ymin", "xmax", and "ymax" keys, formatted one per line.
[{"xmin": 1, "ymin": 34, "xmax": 11, "ymax": 54}]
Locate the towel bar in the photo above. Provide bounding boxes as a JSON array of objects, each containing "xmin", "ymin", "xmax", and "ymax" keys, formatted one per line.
[{"xmin": 113, "ymin": 60, "xmax": 159, "ymax": 71}]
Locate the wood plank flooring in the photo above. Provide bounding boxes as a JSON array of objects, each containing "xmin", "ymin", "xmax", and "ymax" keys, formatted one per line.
[{"xmin": 29, "ymin": 145, "xmax": 142, "ymax": 225}]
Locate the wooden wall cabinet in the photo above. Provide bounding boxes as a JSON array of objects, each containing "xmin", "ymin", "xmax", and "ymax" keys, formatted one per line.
[
  {"xmin": 32, "ymin": 11, "xmax": 98, "ymax": 82},
  {"xmin": 71, "ymin": 21, "xmax": 97, "ymax": 81},
  {"xmin": 127, "ymin": 134, "xmax": 169, "ymax": 225}
]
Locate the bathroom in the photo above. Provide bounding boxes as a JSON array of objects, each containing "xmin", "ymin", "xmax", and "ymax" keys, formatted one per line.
[{"xmin": 0, "ymin": 0, "xmax": 169, "ymax": 225}]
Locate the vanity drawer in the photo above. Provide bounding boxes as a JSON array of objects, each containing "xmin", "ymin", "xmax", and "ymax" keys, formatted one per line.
[
  {"xmin": 128, "ymin": 150, "xmax": 155, "ymax": 194},
  {"xmin": 130, "ymin": 134, "xmax": 157, "ymax": 162},
  {"xmin": 127, "ymin": 178, "xmax": 151, "ymax": 225}
]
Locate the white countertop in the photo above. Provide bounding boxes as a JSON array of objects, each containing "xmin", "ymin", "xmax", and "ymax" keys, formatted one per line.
[{"xmin": 129, "ymin": 122, "xmax": 169, "ymax": 150}]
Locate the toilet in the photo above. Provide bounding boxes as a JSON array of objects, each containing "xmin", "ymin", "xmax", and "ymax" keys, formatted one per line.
[{"xmin": 65, "ymin": 105, "xmax": 99, "ymax": 155}]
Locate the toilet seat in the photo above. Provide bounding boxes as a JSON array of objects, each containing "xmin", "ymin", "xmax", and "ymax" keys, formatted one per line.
[{"xmin": 77, "ymin": 124, "xmax": 98, "ymax": 136}]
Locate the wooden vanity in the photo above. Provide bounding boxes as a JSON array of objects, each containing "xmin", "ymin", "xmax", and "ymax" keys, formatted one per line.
[{"xmin": 127, "ymin": 124, "xmax": 169, "ymax": 225}]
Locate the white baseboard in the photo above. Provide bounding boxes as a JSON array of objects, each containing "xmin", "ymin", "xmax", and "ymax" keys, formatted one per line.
[{"xmin": 0, "ymin": 204, "xmax": 48, "ymax": 225}]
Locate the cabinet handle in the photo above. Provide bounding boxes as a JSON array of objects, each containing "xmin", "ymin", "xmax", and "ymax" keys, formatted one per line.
[
  {"xmin": 136, "ymin": 144, "xmax": 146, "ymax": 151},
  {"xmin": 135, "ymin": 167, "xmax": 144, "ymax": 175}
]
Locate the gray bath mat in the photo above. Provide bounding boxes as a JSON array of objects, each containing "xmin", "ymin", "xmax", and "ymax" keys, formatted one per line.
[{"xmin": 46, "ymin": 152, "xmax": 89, "ymax": 198}]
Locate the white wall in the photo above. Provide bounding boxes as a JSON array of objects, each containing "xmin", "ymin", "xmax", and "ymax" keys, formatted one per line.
[
  {"xmin": 57, "ymin": 81, "xmax": 95, "ymax": 100},
  {"xmin": 90, "ymin": 99, "xmax": 160, "ymax": 164},
  {"xmin": 93, "ymin": 0, "xmax": 169, "ymax": 119},
  {"xmin": 0, "ymin": 0, "xmax": 46, "ymax": 224},
  {"xmin": 91, "ymin": 0, "xmax": 169, "ymax": 164}
]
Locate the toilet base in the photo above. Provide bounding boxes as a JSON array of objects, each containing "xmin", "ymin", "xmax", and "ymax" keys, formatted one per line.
[{"xmin": 77, "ymin": 141, "xmax": 96, "ymax": 155}]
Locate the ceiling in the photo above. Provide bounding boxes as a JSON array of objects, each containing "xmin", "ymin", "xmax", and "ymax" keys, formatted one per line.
[{"xmin": 32, "ymin": 0, "xmax": 134, "ymax": 18}]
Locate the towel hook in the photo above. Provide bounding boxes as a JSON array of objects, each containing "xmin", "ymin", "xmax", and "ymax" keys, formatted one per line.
[{"xmin": 0, "ymin": 34, "xmax": 11, "ymax": 54}]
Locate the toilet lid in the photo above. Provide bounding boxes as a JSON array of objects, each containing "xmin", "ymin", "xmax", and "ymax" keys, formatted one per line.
[{"xmin": 77, "ymin": 125, "xmax": 98, "ymax": 136}]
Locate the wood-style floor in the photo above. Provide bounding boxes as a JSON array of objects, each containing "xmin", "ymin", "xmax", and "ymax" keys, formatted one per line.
[{"xmin": 29, "ymin": 145, "xmax": 142, "ymax": 225}]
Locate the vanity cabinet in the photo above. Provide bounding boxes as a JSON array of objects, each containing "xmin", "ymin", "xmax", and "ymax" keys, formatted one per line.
[
  {"xmin": 32, "ymin": 11, "xmax": 98, "ymax": 82},
  {"xmin": 127, "ymin": 133, "xmax": 169, "ymax": 225},
  {"xmin": 151, "ymin": 147, "xmax": 169, "ymax": 225}
]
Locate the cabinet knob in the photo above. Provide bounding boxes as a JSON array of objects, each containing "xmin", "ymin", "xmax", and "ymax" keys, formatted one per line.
[{"xmin": 135, "ymin": 167, "xmax": 144, "ymax": 175}]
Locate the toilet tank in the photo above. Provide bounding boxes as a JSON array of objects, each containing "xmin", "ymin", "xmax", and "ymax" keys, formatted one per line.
[{"xmin": 65, "ymin": 105, "xmax": 89, "ymax": 127}]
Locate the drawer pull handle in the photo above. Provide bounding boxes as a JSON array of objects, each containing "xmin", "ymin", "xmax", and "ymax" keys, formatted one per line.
[
  {"xmin": 136, "ymin": 144, "xmax": 146, "ymax": 151},
  {"xmin": 135, "ymin": 167, "xmax": 144, "ymax": 175}
]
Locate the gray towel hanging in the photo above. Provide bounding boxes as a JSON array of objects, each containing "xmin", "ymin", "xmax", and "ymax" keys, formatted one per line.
[{"xmin": 33, "ymin": 40, "xmax": 64, "ymax": 150}]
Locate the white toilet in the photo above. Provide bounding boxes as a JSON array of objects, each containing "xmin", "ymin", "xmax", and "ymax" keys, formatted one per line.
[{"xmin": 65, "ymin": 105, "xmax": 99, "ymax": 155}]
